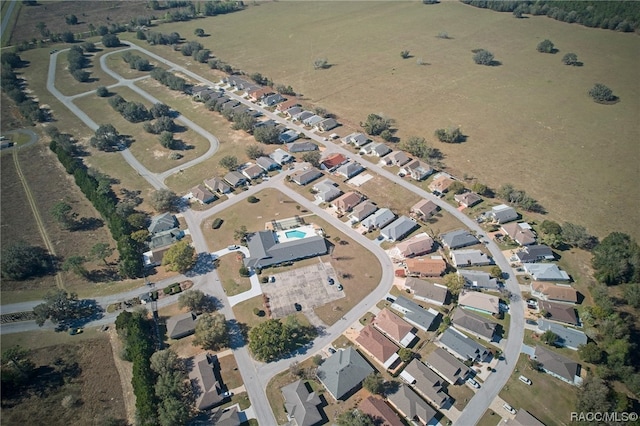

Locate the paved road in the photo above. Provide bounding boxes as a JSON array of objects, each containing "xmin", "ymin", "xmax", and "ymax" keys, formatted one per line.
[
  {"xmin": 0, "ymin": 0, "xmax": 17, "ymax": 42},
  {"xmin": 1, "ymin": 128, "xmax": 38, "ymax": 150},
  {"xmin": 36, "ymin": 40, "xmax": 525, "ymax": 424}
]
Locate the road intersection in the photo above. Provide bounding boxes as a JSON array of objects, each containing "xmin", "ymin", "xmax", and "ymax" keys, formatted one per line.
[{"xmin": 3, "ymin": 40, "xmax": 526, "ymax": 425}]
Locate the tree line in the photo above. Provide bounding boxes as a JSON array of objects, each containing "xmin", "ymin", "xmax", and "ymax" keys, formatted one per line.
[
  {"xmin": 150, "ymin": 67, "xmax": 188, "ymax": 92},
  {"xmin": 0, "ymin": 52, "xmax": 47, "ymax": 123}
]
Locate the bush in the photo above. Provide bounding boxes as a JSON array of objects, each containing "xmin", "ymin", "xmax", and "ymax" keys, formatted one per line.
[
  {"xmin": 163, "ymin": 286, "xmax": 172, "ymax": 295},
  {"xmin": 212, "ymin": 218, "xmax": 223, "ymax": 229},
  {"xmin": 537, "ymin": 39, "xmax": 555, "ymax": 53},
  {"xmin": 473, "ymin": 49, "xmax": 495, "ymax": 65},
  {"xmin": 261, "ymin": 276, "xmax": 268, "ymax": 284},
  {"xmin": 588, "ymin": 83, "xmax": 616, "ymax": 103},
  {"xmin": 247, "ymin": 196, "xmax": 259, "ymax": 203},
  {"xmin": 239, "ymin": 266, "xmax": 250, "ymax": 277},
  {"xmin": 96, "ymin": 86, "xmax": 109, "ymax": 97}
]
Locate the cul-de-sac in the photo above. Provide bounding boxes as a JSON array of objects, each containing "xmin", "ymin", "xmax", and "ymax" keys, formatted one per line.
[{"xmin": 1, "ymin": 1, "xmax": 639, "ymax": 426}]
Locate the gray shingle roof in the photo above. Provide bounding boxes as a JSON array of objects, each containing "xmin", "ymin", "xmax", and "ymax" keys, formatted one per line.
[
  {"xmin": 243, "ymin": 231, "xmax": 328, "ymax": 269},
  {"xmin": 281, "ymin": 380, "xmax": 322, "ymax": 426},
  {"xmin": 439, "ymin": 327, "xmax": 490, "ymax": 362},
  {"xmin": 167, "ymin": 311, "xmax": 196, "ymax": 339},
  {"xmin": 452, "ymin": 308, "xmax": 498, "ymax": 340},
  {"xmin": 387, "ymin": 383, "xmax": 436, "ymax": 424},
  {"xmin": 380, "ymin": 216, "xmax": 418, "ymax": 241},
  {"xmin": 537, "ymin": 319, "xmax": 587, "ymax": 350},
  {"xmin": 361, "ymin": 208, "xmax": 396, "ymax": 230},
  {"xmin": 424, "ymin": 347, "xmax": 470, "ymax": 385},
  {"xmin": 188, "ymin": 352, "xmax": 223, "ymax": 410},
  {"xmin": 534, "ymin": 345, "xmax": 580, "ymax": 384},
  {"xmin": 516, "ymin": 245, "xmax": 554, "ymax": 263},
  {"xmin": 459, "ymin": 270, "xmax": 500, "ymax": 290},
  {"xmin": 318, "ymin": 347, "xmax": 373, "ymax": 400},
  {"xmin": 400, "ymin": 359, "xmax": 449, "ymax": 407},
  {"xmin": 391, "ymin": 296, "xmax": 439, "ymax": 331},
  {"xmin": 148, "ymin": 213, "xmax": 177, "ymax": 234},
  {"xmin": 287, "ymin": 140, "xmax": 319, "ymax": 153},
  {"xmin": 441, "ymin": 229, "xmax": 479, "ymax": 249}
]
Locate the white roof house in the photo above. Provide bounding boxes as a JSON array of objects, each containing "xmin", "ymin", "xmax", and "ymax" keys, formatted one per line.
[
  {"xmin": 380, "ymin": 216, "xmax": 418, "ymax": 242},
  {"xmin": 523, "ymin": 263, "xmax": 571, "ymax": 281},
  {"xmin": 361, "ymin": 208, "xmax": 396, "ymax": 230},
  {"xmin": 451, "ymin": 249, "xmax": 492, "ymax": 267}
]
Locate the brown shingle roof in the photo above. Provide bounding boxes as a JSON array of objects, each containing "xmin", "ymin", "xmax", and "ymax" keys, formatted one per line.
[
  {"xmin": 358, "ymin": 396, "xmax": 404, "ymax": 426},
  {"xmin": 373, "ymin": 309, "xmax": 414, "ymax": 345},
  {"xmin": 405, "ymin": 277, "xmax": 449, "ymax": 305},
  {"xmin": 395, "ymin": 233, "xmax": 435, "ymax": 258},
  {"xmin": 356, "ymin": 325, "xmax": 399, "ymax": 366},
  {"xmin": 405, "ymin": 257, "xmax": 447, "ymax": 277},
  {"xmin": 532, "ymin": 282, "xmax": 578, "ymax": 303}
]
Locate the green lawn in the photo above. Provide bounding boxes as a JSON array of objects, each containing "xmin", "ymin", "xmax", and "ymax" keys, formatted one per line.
[{"xmin": 477, "ymin": 409, "xmax": 501, "ymax": 426}]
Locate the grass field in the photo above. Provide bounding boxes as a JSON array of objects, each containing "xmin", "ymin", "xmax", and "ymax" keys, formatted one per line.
[
  {"xmin": 152, "ymin": 1, "xmax": 639, "ymax": 241},
  {"xmin": 54, "ymin": 48, "xmax": 119, "ymax": 97},
  {"xmin": 499, "ymin": 353, "xmax": 578, "ymax": 426}
]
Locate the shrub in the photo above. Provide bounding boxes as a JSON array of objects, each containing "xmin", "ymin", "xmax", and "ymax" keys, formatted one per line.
[
  {"xmin": 96, "ymin": 86, "xmax": 109, "ymax": 97},
  {"xmin": 247, "ymin": 196, "xmax": 259, "ymax": 204},
  {"xmin": 212, "ymin": 218, "xmax": 223, "ymax": 229},
  {"xmin": 239, "ymin": 266, "xmax": 250, "ymax": 277},
  {"xmin": 588, "ymin": 83, "xmax": 616, "ymax": 103},
  {"xmin": 536, "ymin": 39, "xmax": 555, "ymax": 53},
  {"xmin": 163, "ymin": 286, "xmax": 172, "ymax": 295},
  {"xmin": 261, "ymin": 276, "xmax": 268, "ymax": 284},
  {"xmin": 473, "ymin": 49, "xmax": 495, "ymax": 65}
]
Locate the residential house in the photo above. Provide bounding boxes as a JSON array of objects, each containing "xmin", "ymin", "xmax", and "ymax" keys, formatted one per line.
[
  {"xmin": 388, "ymin": 151, "xmax": 411, "ymax": 167},
  {"xmin": 281, "ymin": 380, "xmax": 323, "ymax": 426},
  {"xmin": 489, "ymin": 204, "xmax": 518, "ymax": 224},
  {"xmin": 342, "ymin": 132, "xmax": 370, "ymax": 147},
  {"xmin": 166, "ymin": 312, "xmax": 197, "ymax": 339},
  {"xmin": 270, "ymin": 148, "xmax": 293, "ymax": 165},
  {"xmin": 504, "ymin": 409, "xmax": 546, "ymax": 426},
  {"xmin": 313, "ymin": 179, "xmax": 342, "ymax": 202},
  {"xmin": 276, "ymin": 98, "xmax": 300, "ymax": 112},
  {"xmin": 293, "ymin": 110, "xmax": 314, "ymax": 122},
  {"xmin": 287, "ymin": 140, "xmax": 318, "ymax": 153},
  {"xmin": 358, "ymin": 396, "xmax": 404, "ymax": 426},
  {"xmin": 451, "ymin": 249, "xmax": 492, "ymax": 267},
  {"xmin": 424, "ymin": 347, "xmax": 470, "ymax": 385},
  {"xmin": 336, "ymin": 161, "xmax": 365, "ymax": 179},
  {"xmin": 348, "ymin": 200, "xmax": 377, "ymax": 223},
  {"xmin": 372, "ymin": 308, "xmax": 417, "ymax": 348},
  {"xmin": 148, "ymin": 212, "xmax": 177, "ymax": 235},
  {"xmin": 333, "ymin": 191, "xmax": 364, "ymax": 213},
  {"xmin": 531, "ymin": 282, "xmax": 578, "ymax": 304},
  {"xmin": 411, "ymin": 199, "xmax": 440, "ymax": 220},
  {"xmin": 515, "ymin": 245, "xmax": 555, "ymax": 263},
  {"xmin": 401, "ymin": 159, "xmax": 433, "ymax": 181},
  {"xmin": 242, "ymin": 164, "xmax": 265, "ymax": 180},
  {"xmin": 539, "ymin": 301, "xmax": 579, "ymax": 326},
  {"xmin": 316, "ymin": 117, "xmax": 338, "ymax": 132},
  {"xmin": 256, "ymin": 156, "xmax": 280, "ymax": 172},
  {"xmin": 279, "ymin": 129, "xmax": 299, "ymax": 144},
  {"xmin": 204, "ymin": 177, "xmax": 231, "ymax": 195},
  {"xmin": 292, "ymin": 168, "xmax": 323, "ymax": 186},
  {"xmin": 523, "ymin": 263, "xmax": 571, "ymax": 281},
  {"xmin": 210, "ymin": 406, "xmax": 242, "ymax": 426},
  {"xmin": 303, "ymin": 115, "xmax": 323, "ymax": 127},
  {"xmin": 243, "ymin": 230, "xmax": 328, "ymax": 270},
  {"xmin": 366, "ymin": 142, "xmax": 391, "ymax": 157},
  {"xmin": 356, "ymin": 325, "xmax": 401, "ymax": 370},
  {"xmin": 317, "ymin": 347, "xmax": 374, "ymax": 400},
  {"xmin": 502, "ymin": 222, "xmax": 537, "ymax": 246},
  {"xmin": 536, "ymin": 319, "xmax": 587, "ymax": 350},
  {"xmin": 380, "ymin": 216, "xmax": 419, "ymax": 242},
  {"xmin": 441, "ymin": 229, "xmax": 479, "ymax": 250},
  {"xmin": 458, "ymin": 291, "xmax": 500, "ymax": 315},
  {"xmin": 254, "ymin": 119, "xmax": 277, "ymax": 129},
  {"xmin": 263, "ymin": 93, "xmax": 285, "ymax": 106},
  {"xmin": 148, "ymin": 228, "xmax": 182, "ymax": 250},
  {"xmin": 189, "ymin": 352, "xmax": 223, "ymax": 410},
  {"xmin": 221, "ymin": 99, "xmax": 240, "ymax": 111},
  {"xmin": 438, "ymin": 327, "xmax": 491, "ymax": 362},
  {"xmin": 361, "ymin": 208, "xmax": 396, "ymax": 230},
  {"xmin": 394, "ymin": 233, "xmax": 436, "ymax": 258},
  {"xmin": 390, "ymin": 296, "xmax": 440, "ymax": 332},
  {"xmin": 248, "ymin": 87, "xmax": 274, "ymax": 102},
  {"xmin": 286, "ymin": 106, "xmax": 304, "ymax": 118},
  {"xmin": 387, "ymin": 384, "xmax": 436, "ymax": 426},
  {"xmin": 400, "ymin": 359, "xmax": 450, "ymax": 408},
  {"xmin": 428, "ymin": 173, "xmax": 456, "ymax": 194},
  {"xmin": 143, "ymin": 245, "xmax": 174, "ymax": 267},
  {"xmin": 405, "ymin": 277, "xmax": 449, "ymax": 306},
  {"xmin": 191, "ymin": 184, "xmax": 217, "ymax": 204},
  {"xmin": 405, "ymin": 256, "xmax": 447, "ymax": 278},
  {"xmin": 320, "ymin": 153, "xmax": 348, "ymax": 171},
  {"xmin": 452, "ymin": 308, "xmax": 498, "ymax": 342},
  {"xmin": 459, "ymin": 270, "xmax": 500, "ymax": 291},
  {"xmin": 533, "ymin": 345, "xmax": 582, "ymax": 386},
  {"xmin": 224, "ymin": 171, "xmax": 248, "ymax": 188},
  {"xmin": 454, "ymin": 192, "xmax": 482, "ymax": 208}
]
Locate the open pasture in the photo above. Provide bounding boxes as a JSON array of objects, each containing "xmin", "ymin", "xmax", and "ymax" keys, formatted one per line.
[{"xmin": 157, "ymin": 1, "xmax": 640, "ymax": 240}]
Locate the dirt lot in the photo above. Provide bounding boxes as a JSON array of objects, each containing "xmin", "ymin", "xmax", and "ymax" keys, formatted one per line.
[
  {"xmin": 1, "ymin": 333, "xmax": 127, "ymax": 426},
  {"xmin": 152, "ymin": 1, "xmax": 639, "ymax": 241}
]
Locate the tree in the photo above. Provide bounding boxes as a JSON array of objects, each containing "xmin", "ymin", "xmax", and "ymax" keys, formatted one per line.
[
  {"xmin": 562, "ymin": 222, "xmax": 597, "ymax": 250},
  {"xmin": 592, "ymin": 232, "xmax": 639, "ymax": 285},
  {"xmin": 490, "ymin": 266, "xmax": 503, "ymax": 278},
  {"xmin": 536, "ymin": 39, "xmax": 555, "ymax": 53},
  {"xmin": 81, "ymin": 41, "xmax": 96, "ymax": 52},
  {"xmin": 131, "ymin": 229, "xmax": 150, "ymax": 245},
  {"xmin": 33, "ymin": 289, "xmax": 82, "ymax": 326},
  {"xmin": 159, "ymin": 131, "xmax": 177, "ymax": 149},
  {"xmin": 150, "ymin": 189, "xmax": 178, "ymax": 212},
  {"xmin": 577, "ymin": 377, "xmax": 615, "ymax": 414},
  {"xmin": 336, "ymin": 410, "xmax": 375, "ymax": 426},
  {"xmin": 436, "ymin": 31, "xmax": 450, "ymax": 39},
  {"xmin": 219, "ymin": 155, "xmax": 239, "ymax": 171},
  {"xmin": 193, "ymin": 312, "xmax": 229, "ymax": 350},
  {"xmin": 448, "ymin": 181, "xmax": 466, "ymax": 195},
  {"xmin": 1, "ymin": 346, "xmax": 35, "ymax": 387},
  {"xmin": 96, "ymin": 86, "xmax": 109, "ymax": 97},
  {"xmin": 162, "ymin": 241, "xmax": 195, "ymax": 273},
  {"xmin": 588, "ymin": 83, "xmax": 615, "ymax": 103},
  {"xmin": 362, "ymin": 372, "xmax": 384, "ymax": 394},
  {"xmin": 578, "ymin": 342, "xmax": 605, "ymax": 364},
  {"xmin": 444, "ymin": 273, "xmax": 465, "ymax": 295},
  {"xmin": 91, "ymin": 242, "xmax": 113, "ymax": 266},
  {"xmin": 61, "ymin": 31, "xmax": 75, "ymax": 43},
  {"xmin": 562, "ymin": 52, "xmax": 579, "ymax": 65},
  {"xmin": 434, "ymin": 127, "xmax": 464, "ymax": 143},
  {"xmin": 623, "ymin": 283, "xmax": 640, "ymax": 308},
  {"xmin": 540, "ymin": 220, "xmax": 562, "ymax": 236},
  {"xmin": 398, "ymin": 348, "xmax": 414, "ymax": 362},
  {"xmin": 51, "ymin": 201, "xmax": 75, "ymax": 229},
  {"xmin": 62, "ymin": 255, "xmax": 88, "ymax": 277},
  {"xmin": 194, "ymin": 28, "xmax": 205, "ymax": 37},
  {"xmin": 313, "ymin": 58, "xmax": 329, "ymax": 70},
  {"xmin": 541, "ymin": 330, "xmax": 559, "ymax": 345},
  {"xmin": 253, "ymin": 125, "xmax": 281, "ymax": 145},
  {"xmin": 65, "ymin": 14, "xmax": 78, "ymax": 25},
  {"xmin": 1, "ymin": 241, "xmax": 52, "ymax": 280},
  {"xmin": 150, "ymin": 348, "xmax": 180, "ymax": 376},
  {"xmin": 472, "ymin": 182, "xmax": 489, "ymax": 196},
  {"xmin": 90, "ymin": 124, "xmax": 121, "ymax": 151},
  {"xmin": 101, "ymin": 34, "xmax": 121, "ymax": 48},
  {"xmin": 399, "ymin": 136, "xmax": 434, "ymax": 160},
  {"xmin": 302, "ymin": 151, "xmax": 322, "ymax": 168},
  {"xmin": 150, "ymin": 103, "xmax": 171, "ymax": 118},
  {"xmin": 178, "ymin": 289, "xmax": 213, "ymax": 313},
  {"xmin": 245, "ymin": 145, "xmax": 264, "ymax": 160},
  {"xmin": 400, "ymin": 50, "xmax": 410, "ymax": 59},
  {"xmin": 234, "ymin": 226, "xmax": 248, "ymax": 243},
  {"xmin": 473, "ymin": 49, "xmax": 495, "ymax": 65},
  {"xmin": 362, "ymin": 113, "xmax": 392, "ymax": 136}
]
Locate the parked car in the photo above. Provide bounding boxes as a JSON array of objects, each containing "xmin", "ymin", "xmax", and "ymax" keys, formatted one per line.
[
  {"xmin": 227, "ymin": 245, "xmax": 239, "ymax": 250},
  {"xmin": 518, "ymin": 375, "xmax": 532, "ymax": 385},
  {"xmin": 69, "ymin": 328, "xmax": 83, "ymax": 336},
  {"xmin": 503, "ymin": 403, "xmax": 517, "ymax": 415},
  {"xmin": 337, "ymin": 284, "xmax": 343, "ymax": 291},
  {"xmin": 270, "ymin": 276, "xmax": 275, "ymax": 283},
  {"xmin": 466, "ymin": 378, "xmax": 480, "ymax": 389},
  {"xmin": 294, "ymin": 303, "xmax": 302, "ymax": 312},
  {"xmin": 328, "ymin": 277, "xmax": 334, "ymax": 285},
  {"xmin": 223, "ymin": 391, "xmax": 233, "ymax": 398},
  {"xmin": 386, "ymin": 296, "xmax": 396, "ymax": 303},
  {"xmin": 328, "ymin": 347, "xmax": 337, "ymax": 354}
]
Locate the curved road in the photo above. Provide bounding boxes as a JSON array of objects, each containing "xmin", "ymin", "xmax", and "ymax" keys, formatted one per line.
[{"xmin": 29, "ymin": 40, "xmax": 524, "ymax": 424}]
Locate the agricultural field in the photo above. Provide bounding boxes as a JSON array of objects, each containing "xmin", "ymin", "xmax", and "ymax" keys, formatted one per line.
[{"xmin": 153, "ymin": 1, "xmax": 639, "ymax": 241}]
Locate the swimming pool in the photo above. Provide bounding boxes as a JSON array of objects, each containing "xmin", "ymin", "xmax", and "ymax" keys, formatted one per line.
[{"xmin": 285, "ymin": 230, "xmax": 306, "ymax": 239}]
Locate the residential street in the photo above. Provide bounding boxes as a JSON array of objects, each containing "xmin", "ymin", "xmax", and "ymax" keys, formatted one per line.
[{"xmin": 4, "ymin": 40, "xmax": 529, "ymax": 425}]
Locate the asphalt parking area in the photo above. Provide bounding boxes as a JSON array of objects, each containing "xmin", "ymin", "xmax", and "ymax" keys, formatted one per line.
[{"xmin": 264, "ymin": 261, "xmax": 345, "ymax": 320}]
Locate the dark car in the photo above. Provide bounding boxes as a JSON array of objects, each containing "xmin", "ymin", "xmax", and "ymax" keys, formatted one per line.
[
  {"xmin": 328, "ymin": 277, "xmax": 334, "ymax": 285},
  {"xmin": 294, "ymin": 303, "xmax": 302, "ymax": 312}
]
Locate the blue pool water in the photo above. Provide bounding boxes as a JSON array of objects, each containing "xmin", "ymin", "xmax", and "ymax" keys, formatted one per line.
[{"xmin": 285, "ymin": 230, "xmax": 306, "ymax": 239}]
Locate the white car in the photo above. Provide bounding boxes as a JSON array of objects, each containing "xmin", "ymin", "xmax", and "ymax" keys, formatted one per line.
[
  {"xmin": 503, "ymin": 403, "xmax": 517, "ymax": 415},
  {"xmin": 466, "ymin": 378, "xmax": 480, "ymax": 389},
  {"xmin": 518, "ymin": 375, "xmax": 532, "ymax": 385}
]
